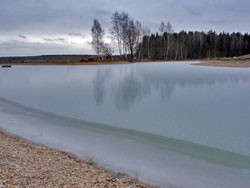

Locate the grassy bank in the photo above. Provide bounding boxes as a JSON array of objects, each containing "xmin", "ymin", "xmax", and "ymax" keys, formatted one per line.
[{"xmin": 0, "ymin": 130, "xmax": 156, "ymax": 188}]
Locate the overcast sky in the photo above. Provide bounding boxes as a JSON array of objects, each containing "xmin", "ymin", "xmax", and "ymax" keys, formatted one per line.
[{"xmin": 0, "ymin": 0, "xmax": 249, "ymax": 56}]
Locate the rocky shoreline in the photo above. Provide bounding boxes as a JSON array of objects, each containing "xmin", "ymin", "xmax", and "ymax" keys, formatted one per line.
[{"xmin": 0, "ymin": 131, "xmax": 157, "ymax": 188}]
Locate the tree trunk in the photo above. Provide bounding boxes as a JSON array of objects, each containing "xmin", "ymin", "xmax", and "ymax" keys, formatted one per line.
[
  {"xmin": 130, "ymin": 48, "xmax": 134, "ymax": 61},
  {"xmin": 147, "ymin": 38, "xmax": 150, "ymax": 59},
  {"xmin": 162, "ymin": 34, "xmax": 166, "ymax": 60},
  {"xmin": 166, "ymin": 34, "xmax": 170, "ymax": 60}
]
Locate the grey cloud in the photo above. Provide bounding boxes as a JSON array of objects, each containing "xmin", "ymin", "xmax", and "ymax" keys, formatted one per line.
[
  {"xmin": 43, "ymin": 38, "xmax": 54, "ymax": 42},
  {"xmin": 0, "ymin": 0, "xmax": 112, "ymax": 35},
  {"xmin": 183, "ymin": 6, "xmax": 203, "ymax": 17},
  {"xmin": 86, "ymin": 41, "xmax": 92, "ymax": 46},
  {"xmin": 0, "ymin": 40, "xmax": 92, "ymax": 56},
  {"xmin": 0, "ymin": 0, "xmax": 250, "ymax": 56},
  {"xmin": 207, "ymin": 20, "xmax": 229, "ymax": 25},
  {"xmin": 68, "ymin": 32, "xmax": 85, "ymax": 37},
  {"xmin": 43, "ymin": 38, "xmax": 66, "ymax": 43},
  {"xmin": 57, "ymin": 38, "xmax": 66, "ymax": 43},
  {"xmin": 18, "ymin": 35, "xmax": 27, "ymax": 39},
  {"xmin": 1, "ymin": 0, "xmax": 249, "ymax": 34}
]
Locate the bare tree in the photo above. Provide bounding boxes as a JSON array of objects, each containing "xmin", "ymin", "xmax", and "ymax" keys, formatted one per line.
[
  {"xmin": 142, "ymin": 26, "xmax": 151, "ymax": 59},
  {"xmin": 110, "ymin": 11, "xmax": 122, "ymax": 57},
  {"xmin": 101, "ymin": 43, "xmax": 114, "ymax": 57},
  {"xmin": 159, "ymin": 21, "xmax": 174, "ymax": 60},
  {"xmin": 110, "ymin": 11, "xmax": 143, "ymax": 61},
  {"xmin": 159, "ymin": 21, "xmax": 167, "ymax": 59},
  {"xmin": 120, "ymin": 12, "xmax": 130, "ymax": 58},
  {"xmin": 91, "ymin": 19, "xmax": 105, "ymax": 61},
  {"xmin": 165, "ymin": 22, "xmax": 174, "ymax": 59},
  {"xmin": 110, "ymin": 11, "xmax": 129, "ymax": 59},
  {"xmin": 135, "ymin": 20, "xmax": 143, "ymax": 59},
  {"xmin": 124, "ymin": 19, "xmax": 142, "ymax": 61}
]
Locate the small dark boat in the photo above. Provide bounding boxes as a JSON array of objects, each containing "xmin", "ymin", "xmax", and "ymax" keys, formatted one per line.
[{"xmin": 1, "ymin": 65, "xmax": 12, "ymax": 68}]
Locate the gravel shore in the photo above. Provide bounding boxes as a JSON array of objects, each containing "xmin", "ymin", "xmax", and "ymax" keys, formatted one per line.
[
  {"xmin": 198, "ymin": 54, "xmax": 250, "ymax": 68},
  {"xmin": 0, "ymin": 131, "xmax": 156, "ymax": 188}
]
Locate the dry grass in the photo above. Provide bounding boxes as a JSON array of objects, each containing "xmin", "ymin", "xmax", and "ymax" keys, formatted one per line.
[{"xmin": 198, "ymin": 54, "xmax": 250, "ymax": 68}]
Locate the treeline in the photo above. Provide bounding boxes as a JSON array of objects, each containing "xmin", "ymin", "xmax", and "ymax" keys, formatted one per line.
[
  {"xmin": 0, "ymin": 55, "xmax": 91, "ymax": 62},
  {"xmin": 91, "ymin": 11, "xmax": 250, "ymax": 61},
  {"xmin": 138, "ymin": 31, "xmax": 250, "ymax": 60}
]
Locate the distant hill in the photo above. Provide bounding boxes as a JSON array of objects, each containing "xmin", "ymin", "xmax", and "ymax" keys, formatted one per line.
[{"xmin": 0, "ymin": 55, "xmax": 92, "ymax": 62}]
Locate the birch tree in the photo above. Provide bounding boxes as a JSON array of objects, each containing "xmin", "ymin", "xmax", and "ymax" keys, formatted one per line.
[
  {"xmin": 120, "ymin": 12, "xmax": 130, "ymax": 58},
  {"xmin": 91, "ymin": 19, "xmax": 105, "ymax": 61},
  {"xmin": 110, "ymin": 11, "xmax": 122, "ymax": 57},
  {"xmin": 124, "ymin": 19, "xmax": 137, "ymax": 61},
  {"xmin": 165, "ymin": 22, "xmax": 174, "ymax": 59},
  {"xmin": 101, "ymin": 43, "xmax": 114, "ymax": 57},
  {"xmin": 143, "ymin": 26, "xmax": 151, "ymax": 59},
  {"xmin": 159, "ymin": 21, "xmax": 174, "ymax": 60}
]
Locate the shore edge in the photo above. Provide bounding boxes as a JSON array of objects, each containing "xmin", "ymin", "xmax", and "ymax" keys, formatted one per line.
[{"xmin": 0, "ymin": 130, "xmax": 157, "ymax": 188}]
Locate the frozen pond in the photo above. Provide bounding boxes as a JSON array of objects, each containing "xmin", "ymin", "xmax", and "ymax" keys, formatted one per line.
[{"xmin": 0, "ymin": 62, "xmax": 250, "ymax": 188}]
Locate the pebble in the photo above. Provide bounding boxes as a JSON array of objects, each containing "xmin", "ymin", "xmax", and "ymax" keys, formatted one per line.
[{"xmin": 0, "ymin": 131, "xmax": 159, "ymax": 188}]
